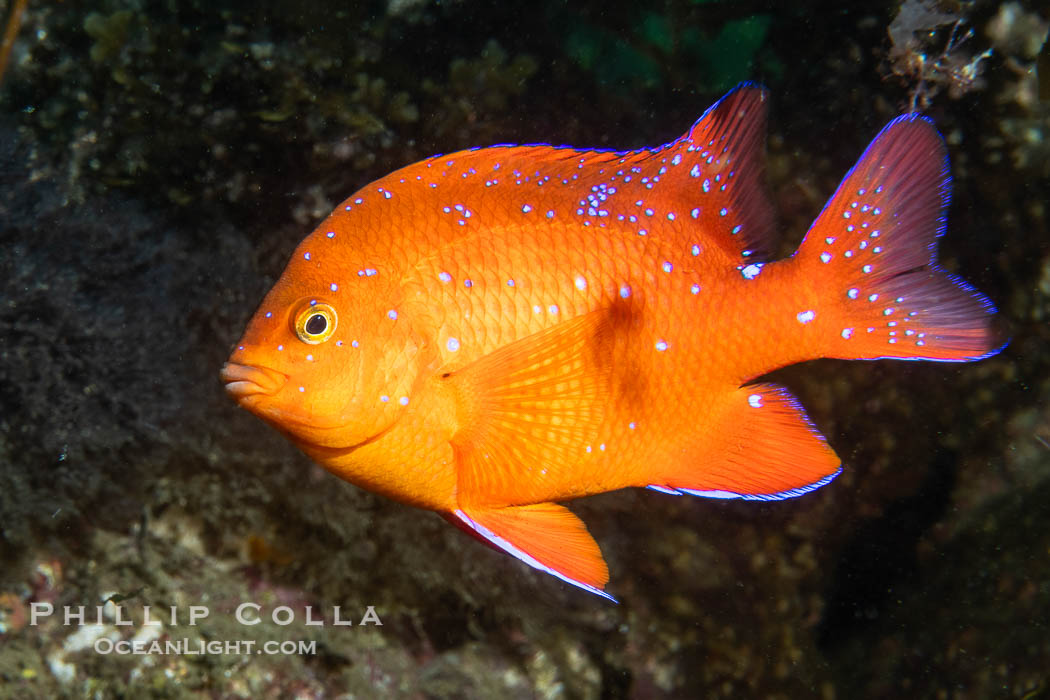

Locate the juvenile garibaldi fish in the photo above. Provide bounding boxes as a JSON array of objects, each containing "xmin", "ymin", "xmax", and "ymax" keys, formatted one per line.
[{"xmin": 222, "ymin": 84, "xmax": 1002, "ymax": 600}]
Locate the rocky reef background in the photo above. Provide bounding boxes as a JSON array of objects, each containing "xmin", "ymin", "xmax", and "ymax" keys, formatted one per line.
[{"xmin": 1, "ymin": 0, "xmax": 1048, "ymax": 697}]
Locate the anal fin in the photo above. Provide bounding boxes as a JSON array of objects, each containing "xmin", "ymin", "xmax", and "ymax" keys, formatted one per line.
[
  {"xmin": 650, "ymin": 384, "xmax": 842, "ymax": 501},
  {"xmin": 449, "ymin": 503, "xmax": 615, "ymax": 601}
]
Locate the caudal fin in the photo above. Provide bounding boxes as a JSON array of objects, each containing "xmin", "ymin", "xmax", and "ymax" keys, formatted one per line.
[{"xmin": 797, "ymin": 114, "xmax": 1004, "ymax": 362}]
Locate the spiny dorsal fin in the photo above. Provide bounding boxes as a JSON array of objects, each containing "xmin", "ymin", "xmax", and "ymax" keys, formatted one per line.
[{"xmin": 403, "ymin": 83, "xmax": 774, "ymax": 265}]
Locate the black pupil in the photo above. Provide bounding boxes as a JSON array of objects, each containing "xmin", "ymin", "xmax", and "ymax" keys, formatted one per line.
[{"xmin": 305, "ymin": 314, "xmax": 328, "ymax": 335}]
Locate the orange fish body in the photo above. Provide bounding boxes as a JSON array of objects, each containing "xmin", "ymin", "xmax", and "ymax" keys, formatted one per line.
[{"xmin": 223, "ymin": 85, "xmax": 1001, "ymax": 599}]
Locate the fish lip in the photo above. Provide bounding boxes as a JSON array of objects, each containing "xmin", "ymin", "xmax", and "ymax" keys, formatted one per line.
[{"xmin": 220, "ymin": 362, "xmax": 288, "ymax": 399}]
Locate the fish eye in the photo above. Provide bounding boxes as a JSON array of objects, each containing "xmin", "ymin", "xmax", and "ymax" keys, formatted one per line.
[{"xmin": 293, "ymin": 303, "xmax": 338, "ymax": 345}]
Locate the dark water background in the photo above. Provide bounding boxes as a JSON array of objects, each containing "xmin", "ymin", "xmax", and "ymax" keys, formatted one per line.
[{"xmin": 1, "ymin": 1, "xmax": 1048, "ymax": 697}]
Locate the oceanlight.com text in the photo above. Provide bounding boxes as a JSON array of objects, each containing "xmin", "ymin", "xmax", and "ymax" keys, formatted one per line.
[{"xmin": 94, "ymin": 638, "xmax": 317, "ymax": 656}]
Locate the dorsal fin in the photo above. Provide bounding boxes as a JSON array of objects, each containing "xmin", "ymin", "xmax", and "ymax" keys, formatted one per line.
[
  {"xmin": 394, "ymin": 83, "xmax": 774, "ymax": 265},
  {"xmin": 673, "ymin": 83, "xmax": 775, "ymax": 259}
]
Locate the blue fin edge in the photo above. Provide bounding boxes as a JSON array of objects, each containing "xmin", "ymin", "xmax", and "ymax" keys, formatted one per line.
[
  {"xmin": 451, "ymin": 509, "xmax": 618, "ymax": 603},
  {"xmin": 647, "ymin": 466, "xmax": 844, "ymax": 502}
]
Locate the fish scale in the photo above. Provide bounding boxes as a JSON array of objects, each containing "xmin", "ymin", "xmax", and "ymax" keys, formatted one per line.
[{"xmin": 223, "ymin": 83, "xmax": 1003, "ymax": 601}]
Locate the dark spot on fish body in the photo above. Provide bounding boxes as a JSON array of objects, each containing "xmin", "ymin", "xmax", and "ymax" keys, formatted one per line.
[{"xmin": 597, "ymin": 297, "xmax": 649, "ymax": 419}]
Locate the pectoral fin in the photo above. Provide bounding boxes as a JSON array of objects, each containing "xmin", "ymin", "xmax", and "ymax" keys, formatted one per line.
[
  {"xmin": 446, "ymin": 308, "xmax": 619, "ymax": 504},
  {"xmin": 448, "ymin": 503, "xmax": 615, "ymax": 601}
]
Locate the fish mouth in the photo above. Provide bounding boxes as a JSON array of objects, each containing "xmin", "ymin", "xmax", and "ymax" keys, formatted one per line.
[{"xmin": 221, "ymin": 362, "xmax": 288, "ymax": 400}]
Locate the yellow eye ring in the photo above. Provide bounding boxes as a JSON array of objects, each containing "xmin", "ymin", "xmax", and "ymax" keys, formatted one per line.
[{"xmin": 293, "ymin": 302, "xmax": 338, "ymax": 345}]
